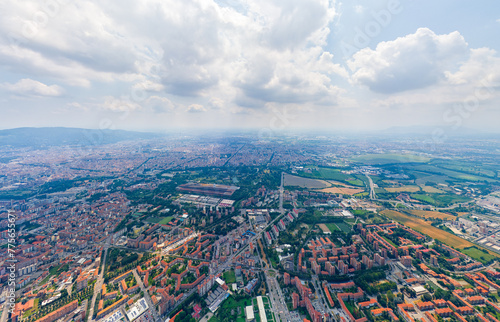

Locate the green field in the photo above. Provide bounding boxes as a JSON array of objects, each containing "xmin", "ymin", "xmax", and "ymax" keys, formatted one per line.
[
  {"xmin": 350, "ymin": 153, "xmax": 431, "ymax": 165},
  {"xmin": 223, "ymin": 270, "xmax": 236, "ymax": 284},
  {"xmin": 218, "ymin": 296, "xmax": 253, "ymax": 322},
  {"xmin": 411, "ymin": 193, "xmax": 470, "ymax": 207},
  {"xmin": 325, "ymin": 223, "xmax": 340, "ymax": 232},
  {"xmin": 146, "ymin": 216, "xmax": 173, "ymax": 225},
  {"xmin": 298, "ymin": 167, "xmax": 365, "ymax": 186},
  {"xmin": 335, "ymin": 222, "xmax": 352, "ymax": 233},
  {"xmin": 460, "ymin": 247, "xmax": 498, "ymax": 263}
]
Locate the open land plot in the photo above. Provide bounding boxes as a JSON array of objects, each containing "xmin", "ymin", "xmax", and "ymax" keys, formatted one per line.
[
  {"xmin": 223, "ymin": 270, "xmax": 236, "ymax": 284},
  {"xmin": 336, "ymin": 222, "xmax": 352, "ymax": 233},
  {"xmin": 299, "ymin": 167, "xmax": 366, "ymax": 187},
  {"xmin": 158, "ymin": 216, "xmax": 173, "ymax": 224},
  {"xmin": 413, "ymin": 172, "xmax": 451, "ymax": 185},
  {"xmin": 327, "ymin": 180, "xmax": 353, "ymax": 187},
  {"xmin": 420, "ymin": 185, "xmax": 446, "ymax": 193},
  {"xmin": 318, "ymin": 224, "xmax": 332, "ymax": 234},
  {"xmin": 350, "ymin": 153, "xmax": 431, "ymax": 165},
  {"xmin": 460, "ymin": 247, "xmax": 498, "ymax": 263},
  {"xmin": 325, "ymin": 223, "xmax": 340, "ymax": 232},
  {"xmin": 410, "ymin": 193, "xmax": 471, "ymax": 207},
  {"xmin": 146, "ymin": 216, "xmax": 173, "ymax": 224},
  {"xmin": 319, "ymin": 187, "xmax": 364, "ymax": 195},
  {"xmin": 432, "ymin": 160, "xmax": 498, "ymax": 178},
  {"xmin": 380, "ymin": 210, "xmax": 500, "ymax": 262},
  {"xmin": 406, "ymin": 210, "xmax": 457, "ymax": 221},
  {"xmin": 380, "ymin": 210, "xmax": 472, "ymax": 248},
  {"xmin": 411, "ymin": 164, "xmax": 497, "ymax": 182},
  {"xmin": 385, "ymin": 186, "xmax": 421, "ymax": 193},
  {"xmin": 284, "ymin": 173, "xmax": 331, "ymax": 188}
]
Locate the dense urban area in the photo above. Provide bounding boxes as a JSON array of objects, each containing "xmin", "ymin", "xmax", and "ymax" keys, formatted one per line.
[{"xmin": 1, "ymin": 129, "xmax": 500, "ymax": 322}]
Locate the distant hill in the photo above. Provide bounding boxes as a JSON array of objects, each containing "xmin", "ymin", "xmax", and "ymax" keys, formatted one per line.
[{"xmin": 0, "ymin": 127, "xmax": 161, "ymax": 148}]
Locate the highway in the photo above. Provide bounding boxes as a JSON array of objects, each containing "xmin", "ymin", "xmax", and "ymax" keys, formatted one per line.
[{"xmin": 365, "ymin": 174, "xmax": 376, "ymax": 200}]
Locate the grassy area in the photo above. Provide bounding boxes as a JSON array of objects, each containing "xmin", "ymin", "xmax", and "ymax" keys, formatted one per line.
[
  {"xmin": 223, "ymin": 270, "xmax": 236, "ymax": 284},
  {"xmin": 411, "ymin": 193, "xmax": 471, "ymax": 207},
  {"xmin": 325, "ymin": 223, "xmax": 340, "ymax": 232},
  {"xmin": 146, "ymin": 216, "xmax": 173, "ymax": 224},
  {"xmin": 40, "ymin": 264, "xmax": 61, "ymax": 285},
  {"xmin": 406, "ymin": 210, "xmax": 457, "ymax": 221},
  {"xmin": 217, "ymin": 296, "xmax": 252, "ymax": 322},
  {"xmin": 350, "ymin": 153, "xmax": 431, "ymax": 165},
  {"xmin": 411, "ymin": 194, "xmax": 436, "ymax": 204},
  {"xmin": 380, "ymin": 210, "xmax": 500, "ymax": 263},
  {"xmin": 385, "ymin": 186, "xmax": 421, "ymax": 193},
  {"xmin": 420, "ymin": 185, "xmax": 446, "ymax": 193},
  {"xmin": 347, "ymin": 179, "xmax": 364, "ymax": 186},
  {"xmin": 461, "ymin": 247, "xmax": 498, "ymax": 263},
  {"xmin": 22, "ymin": 298, "xmax": 39, "ymax": 318},
  {"xmin": 336, "ymin": 222, "xmax": 352, "ymax": 233}
]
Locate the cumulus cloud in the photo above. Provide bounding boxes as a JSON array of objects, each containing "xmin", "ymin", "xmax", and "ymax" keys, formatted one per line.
[
  {"xmin": 146, "ymin": 96, "xmax": 175, "ymax": 113},
  {"xmin": 0, "ymin": 78, "xmax": 63, "ymax": 97},
  {"xmin": 186, "ymin": 104, "xmax": 207, "ymax": 113},
  {"xmin": 100, "ymin": 96, "xmax": 141, "ymax": 112},
  {"xmin": 0, "ymin": 0, "xmax": 345, "ymax": 108},
  {"xmin": 348, "ymin": 28, "xmax": 469, "ymax": 93}
]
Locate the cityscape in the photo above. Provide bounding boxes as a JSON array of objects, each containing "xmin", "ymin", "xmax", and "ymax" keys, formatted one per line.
[
  {"xmin": 1, "ymin": 1, "xmax": 500, "ymax": 322},
  {"xmin": 0, "ymin": 130, "xmax": 500, "ymax": 322}
]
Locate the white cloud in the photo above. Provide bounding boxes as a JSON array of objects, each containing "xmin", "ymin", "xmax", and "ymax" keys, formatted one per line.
[
  {"xmin": 0, "ymin": 78, "xmax": 63, "ymax": 97},
  {"xmin": 186, "ymin": 104, "xmax": 207, "ymax": 113},
  {"xmin": 348, "ymin": 28, "xmax": 468, "ymax": 93},
  {"xmin": 0, "ymin": 0, "xmax": 345, "ymax": 109},
  {"xmin": 146, "ymin": 96, "xmax": 175, "ymax": 113},
  {"xmin": 100, "ymin": 96, "xmax": 141, "ymax": 112}
]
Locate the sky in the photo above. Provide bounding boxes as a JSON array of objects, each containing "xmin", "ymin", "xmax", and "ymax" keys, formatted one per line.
[{"xmin": 0, "ymin": 0, "xmax": 499, "ymax": 134}]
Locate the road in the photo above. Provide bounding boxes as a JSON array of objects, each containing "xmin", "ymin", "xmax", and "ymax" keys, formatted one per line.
[
  {"xmin": 311, "ymin": 275, "xmax": 332, "ymax": 317},
  {"xmin": 280, "ymin": 172, "xmax": 284, "ymax": 215},
  {"xmin": 132, "ymin": 269, "xmax": 161, "ymax": 321},
  {"xmin": 264, "ymin": 271, "xmax": 291, "ymax": 322},
  {"xmin": 365, "ymin": 174, "xmax": 376, "ymax": 200},
  {"xmin": 88, "ymin": 246, "xmax": 108, "ymax": 321}
]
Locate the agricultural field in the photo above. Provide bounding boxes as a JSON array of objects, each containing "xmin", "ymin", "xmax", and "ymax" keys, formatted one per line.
[
  {"xmin": 385, "ymin": 186, "xmax": 421, "ymax": 193},
  {"xmin": 297, "ymin": 167, "xmax": 367, "ymax": 187},
  {"xmin": 410, "ymin": 193, "xmax": 471, "ymax": 207},
  {"xmin": 410, "ymin": 164, "xmax": 496, "ymax": 182},
  {"xmin": 327, "ymin": 180, "xmax": 353, "ymax": 187},
  {"xmin": 420, "ymin": 185, "xmax": 446, "ymax": 193},
  {"xmin": 460, "ymin": 247, "xmax": 498, "ymax": 263},
  {"xmin": 380, "ymin": 210, "xmax": 499, "ymax": 262},
  {"xmin": 380, "ymin": 210, "xmax": 472, "ymax": 248},
  {"xmin": 283, "ymin": 173, "xmax": 330, "ymax": 188},
  {"xmin": 350, "ymin": 153, "xmax": 431, "ymax": 165},
  {"xmin": 319, "ymin": 187, "xmax": 364, "ymax": 195},
  {"xmin": 406, "ymin": 210, "xmax": 457, "ymax": 221}
]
